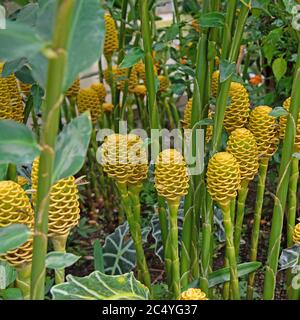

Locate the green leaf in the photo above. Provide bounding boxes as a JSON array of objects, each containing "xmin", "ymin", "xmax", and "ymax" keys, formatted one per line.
[
  {"xmin": 293, "ymin": 152, "xmax": 300, "ymax": 160},
  {"xmin": 0, "ymin": 164, "xmax": 8, "ymax": 181},
  {"xmin": 53, "ymin": 113, "xmax": 92, "ymax": 182},
  {"xmin": 208, "ymin": 262, "xmax": 262, "ymax": 287},
  {"xmin": 0, "ymin": 21, "xmax": 46, "ymax": 61},
  {"xmin": 93, "ymin": 239, "xmax": 104, "ymax": 273},
  {"xmin": 272, "ymin": 57, "xmax": 287, "ymax": 82},
  {"xmin": 15, "ymin": 3, "xmax": 39, "ymax": 27},
  {"xmin": 199, "ymin": 12, "xmax": 225, "ymax": 28},
  {"xmin": 279, "ymin": 245, "xmax": 300, "ymax": 270},
  {"xmin": 269, "ymin": 106, "xmax": 289, "ymax": 118},
  {"xmin": 119, "ymin": 47, "xmax": 144, "ymax": 69},
  {"xmin": 283, "ymin": 0, "xmax": 297, "ymax": 13},
  {"xmin": 163, "ymin": 24, "xmax": 179, "ymax": 42},
  {"xmin": 0, "ymin": 120, "xmax": 40, "ymax": 165},
  {"xmin": 0, "ymin": 224, "xmax": 31, "ymax": 255},
  {"xmin": 31, "ymin": 84, "xmax": 44, "ymax": 113},
  {"xmin": 0, "ymin": 261, "xmax": 17, "ymax": 290},
  {"xmin": 220, "ymin": 59, "xmax": 236, "ymax": 83},
  {"xmin": 1, "ymin": 58, "xmax": 28, "ymax": 77},
  {"xmin": 0, "ymin": 288, "xmax": 23, "ymax": 300},
  {"xmin": 63, "ymin": 0, "xmax": 105, "ymax": 91},
  {"xmin": 46, "ymin": 252, "xmax": 81, "ymax": 270},
  {"xmin": 51, "ymin": 271, "xmax": 150, "ymax": 300},
  {"xmin": 15, "ymin": 65, "xmax": 35, "ymax": 84},
  {"xmin": 103, "ymin": 222, "xmax": 151, "ymax": 275}
]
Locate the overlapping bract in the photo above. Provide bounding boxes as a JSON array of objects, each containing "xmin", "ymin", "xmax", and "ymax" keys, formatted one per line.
[
  {"xmin": 279, "ymin": 97, "xmax": 300, "ymax": 152},
  {"xmin": 101, "ymin": 134, "xmax": 148, "ymax": 185},
  {"xmin": 158, "ymin": 75, "xmax": 169, "ymax": 92},
  {"xmin": 183, "ymin": 98, "xmax": 192, "ymax": 129},
  {"xmin": 104, "ymin": 13, "xmax": 118, "ymax": 57},
  {"xmin": 19, "ymin": 81, "xmax": 32, "ymax": 97},
  {"xmin": 207, "ymin": 152, "xmax": 241, "ymax": 203},
  {"xmin": 77, "ymin": 88, "xmax": 102, "ymax": 124},
  {"xmin": 66, "ymin": 78, "xmax": 80, "ymax": 99},
  {"xmin": 154, "ymin": 149, "xmax": 189, "ymax": 202},
  {"xmin": 180, "ymin": 288, "xmax": 208, "ymax": 300},
  {"xmin": 226, "ymin": 128, "xmax": 259, "ymax": 182},
  {"xmin": 0, "ymin": 181, "xmax": 33, "ymax": 267},
  {"xmin": 31, "ymin": 159, "xmax": 80, "ymax": 237},
  {"xmin": 91, "ymin": 83, "xmax": 106, "ymax": 103},
  {"xmin": 293, "ymin": 223, "xmax": 300, "ymax": 245},
  {"xmin": 248, "ymin": 106, "xmax": 279, "ymax": 158}
]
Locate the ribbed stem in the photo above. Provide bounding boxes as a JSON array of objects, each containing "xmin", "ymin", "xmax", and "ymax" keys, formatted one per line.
[
  {"xmin": 16, "ymin": 263, "xmax": 32, "ymax": 300},
  {"xmin": 117, "ymin": 182, "xmax": 152, "ymax": 295},
  {"xmin": 220, "ymin": 200, "xmax": 240, "ymax": 300},
  {"xmin": 167, "ymin": 199, "xmax": 181, "ymax": 300},
  {"xmin": 51, "ymin": 233, "xmax": 69, "ymax": 284},
  {"xmin": 247, "ymin": 158, "xmax": 269, "ymax": 300},
  {"xmin": 263, "ymin": 38, "xmax": 300, "ymax": 300},
  {"xmin": 7, "ymin": 164, "xmax": 17, "ymax": 182},
  {"xmin": 31, "ymin": 0, "xmax": 76, "ymax": 300},
  {"xmin": 234, "ymin": 180, "xmax": 249, "ymax": 258}
]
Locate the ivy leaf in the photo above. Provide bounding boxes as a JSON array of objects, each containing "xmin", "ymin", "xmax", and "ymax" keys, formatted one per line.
[
  {"xmin": 220, "ymin": 59, "xmax": 236, "ymax": 83},
  {"xmin": 269, "ymin": 106, "xmax": 289, "ymax": 118},
  {"xmin": 272, "ymin": 57, "xmax": 287, "ymax": 82},
  {"xmin": 119, "ymin": 47, "xmax": 144, "ymax": 69}
]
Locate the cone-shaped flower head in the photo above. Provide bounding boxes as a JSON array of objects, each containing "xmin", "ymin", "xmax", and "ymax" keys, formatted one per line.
[
  {"xmin": 91, "ymin": 83, "xmax": 106, "ymax": 103},
  {"xmin": 180, "ymin": 288, "xmax": 208, "ymax": 300},
  {"xmin": 158, "ymin": 75, "xmax": 169, "ymax": 92},
  {"xmin": 248, "ymin": 106, "xmax": 279, "ymax": 158},
  {"xmin": 207, "ymin": 152, "xmax": 241, "ymax": 204},
  {"xmin": 154, "ymin": 149, "xmax": 189, "ymax": 202},
  {"xmin": 205, "ymin": 110, "xmax": 213, "ymax": 144},
  {"xmin": 31, "ymin": 159, "xmax": 80, "ymax": 237},
  {"xmin": 226, "ymin": 128, "xmax": 259, "ymax": 182},
  {"xmin": 66, "ymin": 78, "xmax": 80, "ymax": 99},
  {"xmin": 183, "ymin": 98, "xmax": 192, "ymax": 129},
  {"xmin": 134, "ymin": 84, "xmax": 147, "ymax": 97},
  {"xmin": 101, "ymin": 134, "xmax": 148, "ymax": 185},
  {"xmin": 293, "ymin": 223, "xmax": 300, "ymax": 245},
  {"xmin": 0, "ymin": 181, "xmax": 33, "ymax": 267},
  {"xmin": 279, "ymin": 97, "xmax": 300, "ymax": 152},
  {"xmin": 104, "ymin": 13, "xmax": 118, "ymax": 57},
  {"xmin": 102, "ymin": 102, "xmax": 114, "ymax": 112},
  {"xmin": 211, "ymin": 70, "xmax": 219, "ymax": 97},
  {"xmin": 17, "ymin": 176, "xmax": 28, "ymax": 187},
  {"xmin": 0, "ymin": 63, "xmax": 13, "ymax": 120},
  {"xmin": 104, "ymin": 66, "xmax": 129, "ymax": 91},
  {"xmin": 77, "ymin": 87, "xmax": 102, "ymax": 124}
]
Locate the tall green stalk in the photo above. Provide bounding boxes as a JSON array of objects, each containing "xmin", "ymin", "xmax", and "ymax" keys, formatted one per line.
[
  {"xmin": 263, "ymin": 38, "xmax": 300, "ymax": 300},
  {"xmin": 30, "ymin": 0, "xmax": 76, "ymax": 300},
  {"xmin": 247, "ymin": 158, "xmax": 269, "ymax": 300},
  {"xmin": 7, "ymin": 164, "xmax": 17, "ymax": 182},
  {"xmin": 51, "ymin": 234, "xmax": 69, "ymax": 284}
]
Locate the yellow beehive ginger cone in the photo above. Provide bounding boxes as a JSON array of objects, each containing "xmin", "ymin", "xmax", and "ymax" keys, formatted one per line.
[
  {"xmin": 0, "ymin": 181, "xmax": 34, "ymax": 267},
  {"xmin": 0, "ymin": 64, "xmax": 13, "ymax": 120},
  {"xmin": 17, "ymin": 176, "xmax": 28, "ymax": 187},
  {"xmin": 133, "ymin": 61, "xmax": 157, "ymax": 85},
  {"xmin": 104, "ymin": 13, "xmax": 118, "ymax": 58},
  {"xmin": 77, "ymin": 87, "xmax": 102, "ymax": 124},
  {"xmin": 102, "ymin": 102, "xmax": 114, "ymax": 113},
  {"xmin": 31, "ymin": 159, "xmax": 80, "ymax": 237},
  {"xmin": 207, "ymin": 152, "xmax": 241, "ymax": 203},
  {"xmin": 154, "ymin": 149, "xmax": 189, "ymax": 202},
  {"xmin": 104, "ymin": 66, "xmax": 129, "ymax": 91},
  {"xmin": 226, "ymin": 128, "xmax": 259, "ymax": 182},
  {"xmin": 211, "ymin": 70, "xmax": 219, "ymax": 97},
  {"xmin": 293, "ymin": 223, "xmax": 300, "ymax": 245},
  {"xmin": 279, "ymin": 97, "xmax": 300, "ymax": 152},
  {"xmin": 205, "ymin": 110, "xmax": 214, "ymax": 144},
  {"xmin": 180, "ymin": 288, "xmax": 208, "ymax": 300},
  {"xmin": 183, "ymin": 98, "xmax": 193, "ymax": 129},
  {"xmin": 158, "ymin": 75, "xmax": 169, "ymax": 92},
  {"xmin": 248, "ymin": 105, "xmax": 279, "ymax": 158},
  {"xmin": 101, "ymin": 134, "xmax": 148, "ymax": 185},
  {"xmin": 65, "ymin": 78, "xmax": 80, "ymax": 99},
  {"xmin": 91, "ymin": 83, "xmax": 106, "ymax": 103},
  {"xmin": 134, "ymin": 84, "xmax": 147, "ymax": 97}
]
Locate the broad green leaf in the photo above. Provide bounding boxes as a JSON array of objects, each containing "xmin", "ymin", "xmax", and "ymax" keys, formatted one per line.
[
  {"xmin": 208, "ymin": 262, "xmax": 262, "ymax": 287},
  {"xmin": 195, "ymin": 118, "xmax": 214, "ymax": 126},
  {"xmin": 15, "ymin": 65, "xmax": 35, "ymax": 84},
  {"xmin": 0, "ymin": 224, "xmax": 31, "ymax": 255},
  {"xmin": 119, "ymin": 47, "xmax": 144, "ymax": 69},
  {"xmin": 0, "ymin": 120, "xmax": 40, "ymax": 165},
  {"xmin": 46, "ymin": 252, "xmax": 81, "ymax": 270},
  {"xmin": 199, "ymin": 12, "xmax": 225, "ymax": 28},
  {"xmin": 0, "ymin": 261, "xmax": 17, "ymax": 290},
  {"xmin": 0, "ymin": 21, "xmax": 45, "ymax": 61},
  {"xmin": 53, "ymin": 113, "xmax": 92, "ymax": 182},
  {"xmin": 1, "ymin": 58, "xmax": 28, "ymax": 77},
  {"xmin": 63, "ymin": 0, "xmax": 105, "ymax": 91},
  {"xmin": 269, "ymin": 106, "xmax": 289, "ymax": 118},
  {"xmin": 0, "ymin": 164, "xmax": 8, "ymax": 180},
  {"xmin": 93, "ymin": 239, "xmax": 104, "ymax": 273},
  {"xmin": 279, "ymin": 245, "xmax": 300, "ymax": 270},
  {"xmin": 15, "ymin": 3, "xmax": 39, "ymax": 27},
  {"xmin": 0, "ymin": 288, "xmax": 23, "ymax": 300},
  {"xmin": 31, "ymin": 84, "xmax": 44, "ymax": 113},
  {"xmin": 103, "ymin": 222, "xmax": 151, "ymax": 275},
  {"xmin": 163, "ymin": 24, "xmax": 179, "ymax": 42},
  {"xmin": 35, "ymin": 0, "xmax": 57, "ymax": 40},
  {"xmin": 272, "ymin": 57, "xmax": 287, "ymax": 82},
  {"xmin": 220, "ymin": 60, "xmax": 236, "ymax": 83},
  {"xmin": 51, "ymin": 271, "xmax": 150, "ymax": 300}
]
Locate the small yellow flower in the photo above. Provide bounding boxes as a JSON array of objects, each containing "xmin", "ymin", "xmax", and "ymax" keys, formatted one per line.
[{"xmin": 180, "ymin": 288, "xmax": 208, "ymax": 300}]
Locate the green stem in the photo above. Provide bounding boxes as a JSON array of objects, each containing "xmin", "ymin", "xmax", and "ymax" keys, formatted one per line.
[
  {"xmin": 7, "ymin": 164, "xmax": 17, "ymax": 182},
  {"xmin": 263, "ymin": 38, "xmax": 300, "ymax": 300},
  {"xmin": 234, "ymin": 180, "xmax": 249, "ymax": 258},
  {"xmin": 220, "ymin": 200, "xmax": 240, "ymax": 300},
  {"xmin": 51, "ymin": 233, "xmax": 69, "ymax": 284},
  {"xmin": 16, "ymin": 263, "xmax": 32, "ymax": 300},
  {"xmin": 247, "ymin": 158, "xmax": 269, "ymax": 300},
  {"xmin": 167, "ymin": 199, "xmax": 181, "ymax": 300},
  {"xmin": 30, "ymin": 0, "xmax": 76, "ymax": 300}
]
